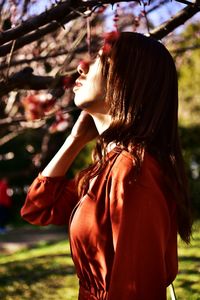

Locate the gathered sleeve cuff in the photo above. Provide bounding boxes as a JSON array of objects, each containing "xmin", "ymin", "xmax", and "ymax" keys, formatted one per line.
[{"xmin": 21, "ymin": 173, "xmax": 78, "ymax": 226}]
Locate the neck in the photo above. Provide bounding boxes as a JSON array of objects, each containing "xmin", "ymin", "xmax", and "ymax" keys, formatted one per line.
[{"xmin": 91, "ymin": 112, "xmax": 112, "ymax": 135}]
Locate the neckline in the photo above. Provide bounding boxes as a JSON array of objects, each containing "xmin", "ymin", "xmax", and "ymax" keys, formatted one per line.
[{"xmin": 106, "ymin": 145, "xmax": 123, "ymax": 159}]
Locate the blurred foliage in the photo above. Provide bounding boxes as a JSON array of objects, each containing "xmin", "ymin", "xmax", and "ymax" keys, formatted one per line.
[
  {"xmin": 173, "ymin": 22, "xmax": 200, "ymax": 218},
  {"xmin": 0, "ymin": 111, "xmax": 95, "ymax": 225},
  {"xmin": 177, "ymin": 23, "xmax": 200, "ymax": 127}
]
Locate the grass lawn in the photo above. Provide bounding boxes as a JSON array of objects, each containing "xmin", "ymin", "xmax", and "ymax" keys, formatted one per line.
[
  {"xmin": 0, "ymin": 221, "xmax": 199, "ymax": 300},
  {"xmin": 173, "ymin": 220, "xmax": 200, "ymax": 300}
]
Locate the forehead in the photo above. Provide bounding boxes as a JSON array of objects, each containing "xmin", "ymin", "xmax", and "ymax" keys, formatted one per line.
[{"xmin": 89, "ymin": 51, "xmax": 103, "ymax": 67}]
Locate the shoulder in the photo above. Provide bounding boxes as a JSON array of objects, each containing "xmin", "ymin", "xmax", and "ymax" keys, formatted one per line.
[
  {"xmin": 110, "ymin": 148, "xmax": 162, "ymax": 183},
  {"xmin": 108, "ymin": 149, "xmax": 173, "ymax": 222}
]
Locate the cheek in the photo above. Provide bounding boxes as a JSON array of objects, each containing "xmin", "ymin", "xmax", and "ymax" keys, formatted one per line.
[
  {"xmin": 86, "ymin": 75, "xmax": 105, "ymax": 98},
  {"xmin": 74, "ymin": 64, "xmax": 106, "ymax": 106}
]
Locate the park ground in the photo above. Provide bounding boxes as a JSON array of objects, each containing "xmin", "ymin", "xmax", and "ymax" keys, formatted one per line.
[{"xmin": 0, "ymin": 222, "xmax": 200, "ymax": 300}]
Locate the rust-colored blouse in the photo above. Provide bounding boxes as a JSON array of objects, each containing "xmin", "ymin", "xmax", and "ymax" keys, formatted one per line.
[{"xmin": 21, "ymin": 147, "xmax": 178, "ymax": 300}]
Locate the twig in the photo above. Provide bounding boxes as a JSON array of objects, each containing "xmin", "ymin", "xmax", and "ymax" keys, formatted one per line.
[
  {"xmin": 0, "ymin": 116, "xmax": 25, "ymax": 125},
  {"xmin": 0, "ymin": 68, "xmax": 55, "ymax": 96},
  {"xmin": 142, "ymin": 1, "xmax": 150, "ymax": 35},
  {"xmin": 57, "ymin": 28, "xmax": 87, "ymax": 76},
  {"xmin": 0, "ymin": 106, "xmax": 79, "ymax": 126},
  {"xmin": 4, "ymin": 91, "xmax": 18, "ymax": 114},
  {"xmin": 69, "ymin": 6, "xmax": 85, "ymax": 17},
  {"xmin": 0, "ymin": 0, "xmax": 198, "ymax": 57},
  {"xmin": 0, "ymin": 13, "xmax": 79, "ymax": 57},
  {"xmin": 147, "ymin": 0, "xmax": 171, "ymax": 14},
  {"xmin": 0, "ymin": 129, "xmax": 24, "ymax": 146},
  {"xmin": 0, "ymin": 0, "xmax": 6, "ymax": 14},
  {"xmin": 0, "ymin": 0, "xmax": 72, "ymax": 46},
  {"xmin": 0, "ymin": 49, "xmax": 70, "ymax": 70},
  {"xmin": 171, "ymin": 44, "xmax": 200, "ymax": 54},
  {"xmin": 34, "ymin": 133, "xmax": 51, "ymax": 168},
  {"xmin": 175, "ymin": 0, "xmax": 200, "ymax": 9},
  {"xmin": 0, "ymin": 0, "xmax": 140, "ymax": 47},
  {"xmin": 86, "ymin": 9, "xmax": 91, "ymax": 56},
  {"xmin": 6, "ymin": 39, "xmax": 16, "ymax": 79},
  {"xmin": 0, "ymin": 45, "xmax": 88, "ymax": 71},
  {"xmin": 150, "ymin": 4, "xmax": 200, "ymax": 40}
]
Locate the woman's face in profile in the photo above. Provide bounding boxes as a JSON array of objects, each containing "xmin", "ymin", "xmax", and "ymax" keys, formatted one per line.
[{"xmin": 73, "ymin": 51, "xmax": 109, "ymax": 114}]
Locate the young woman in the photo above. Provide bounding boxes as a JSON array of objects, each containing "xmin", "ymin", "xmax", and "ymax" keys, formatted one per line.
[{"xmin": 21, "ymin": 32, "xmax": 192, "ymax": 300}]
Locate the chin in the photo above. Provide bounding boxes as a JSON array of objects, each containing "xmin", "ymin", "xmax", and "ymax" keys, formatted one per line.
[
  {"xmin": 74, "ymin": 90, "xmax": 93, "ymax": 105},
  {"xmin": 74, "ymin": 97, "xmax": 91, "ymax": 110}
]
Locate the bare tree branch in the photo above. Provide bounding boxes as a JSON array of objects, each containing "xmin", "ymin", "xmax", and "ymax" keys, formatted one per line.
[
  {"xmin": 0, "ymin": 0, "xmax": 139, "ymax": 47},
  {"xmin": 0, "ymin": 13, "xmax": 78, "ymax": 57},
  {"xmin": 0, "ymin": 0, "xmax": 72, "ymax": 46},
  {"xmin": 7, "ymin": 38, "xmax": 192, "ymax": 97},
  {"xmin": 6, "ymin": 40, "xmax": 16, "ymax": 79},
  {"xmin": 6, "ymin": 40, "xmax": 198, "ymax": 71},
  {"xmin": 0, "ymin": 128, "xmax": 24, "ymax": 146},
  {"xmin": 150, "ymin": 3, "xmax": 200, "ymax": 40},
  {"xmin": 0, "ymin": 67, "xmax": 57, "ymax": 96},
  {"xmin": 0, "ymin": 0, "xmax": 6, "ymax": 14},
  {"xmin": 0, "ymin": 0, "xmax": 199, "ymax": 57},
  {"xmin": 147, "ymin": 0, "xmax": 171, "ymax": 14},
  {"xmin": 0, "ymin": 1, "xmax": 199, "ymax": 98},
  {"xmin": 0, "ymin": 106, "xmax": 78, "ymax": 128},
  {"xmin": 0, "ymin": 45, "xmax": 89, "ymax": 70},
  {"xmin": 171, "ymin": 44, "xmax": 200, "ymax": 54},
  {"xmin": 0, "ymin": 66, "xmax": 80, "ymax": 97},
  {"xmin": 0, "ymin": 29, "xmax": 88, "ymax": 96},
  {"xmin": 0, "ymin": 50, "xmax": 70, "ymax": 70},
  {"xmin": 0, "ymin": 116, "xmax": 25, "ymax": 126},
  {"xmin": 175, "ymin": 0, "xmax": 200, "ymax": 8}
]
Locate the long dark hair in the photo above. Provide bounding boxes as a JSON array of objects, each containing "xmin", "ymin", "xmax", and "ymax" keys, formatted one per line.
[{"xmin": 77, "ymin": 32, "xmax": 192, "ymax": 243}]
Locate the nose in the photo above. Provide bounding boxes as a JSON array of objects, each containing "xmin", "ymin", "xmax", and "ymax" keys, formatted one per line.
[{"xmin": 77, "ymin": 60, "xmax": 90, "ymax": 75}]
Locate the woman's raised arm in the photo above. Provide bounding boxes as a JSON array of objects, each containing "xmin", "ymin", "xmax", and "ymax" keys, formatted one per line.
[{"xmin": 42, "ymin": 111, "xmax": 98, "ymax": 177}]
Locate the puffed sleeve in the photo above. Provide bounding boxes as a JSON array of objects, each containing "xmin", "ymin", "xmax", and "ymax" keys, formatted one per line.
[
  {"xmin": 21, "ymin": 173, "xmax": 78, "ymax": 226},
  {"xmin": 107, "ymin": 154, "xmax": 177, "ymax": 300}
]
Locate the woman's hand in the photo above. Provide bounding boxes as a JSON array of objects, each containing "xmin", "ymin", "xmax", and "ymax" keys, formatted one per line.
[
  {"xmin": 41, "ymin": 111, "xmax": 98, "ymax": 177},
  {"xmin": 70, "ymin": 111, "xmax": 99, "ymax": 146}
]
